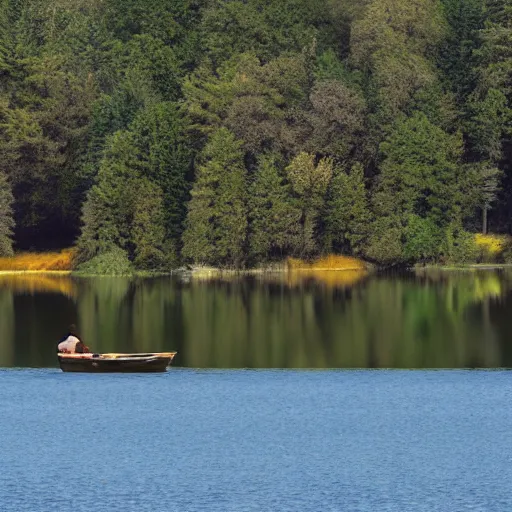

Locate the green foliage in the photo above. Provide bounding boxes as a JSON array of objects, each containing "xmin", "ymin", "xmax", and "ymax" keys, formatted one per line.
[
  {"xmin": 76, "ymin": 246, "xmax": 133, "ymax": 275},
  {"xmin": 129, "ymin": 102, "xmax": 192, "ymax": 243},
  {"xmin": 324, "ymin": 163, "xmax": 371, "ymax": 255},
  {"xmin": 200, "ymin": 0, "xmax": 333, "ymax": 65},
  {"xmin": 442, "ymin": 223, "xmax": 479, "ymax": 264},
  {"xmin": 403, "ymin": 215, "xmax": 443, "ymax": 261},
  {"xmin": 77, "ymin": 130, "xmax": 141, "ymax": 261},
  {"xmin": 365, "ymin": 217, "xmax": 404, "ymax": 264},
  {"xmin": 4, "ymin": 0, "xmax": 512, "ymax": 269},
  {"xmin": 351, "ymin": 0, "xmax": 448, "ymax": 117},
  {"xmin": 182, "ymin": 128, "xmax": 248, "ymax": 267},
  {"xmin": 0, "ymin": 48, "xmax": 97, "ymax": 248},
  {"xmin": 286, "ymin": 152, "xmax": 333, "ymax": 256},
  {"xmin": 375, "ymin": 112, "xmax": 463, "ymax": 225},
  {"xmin": 467, "ymin": 0, "xmax": 512, "ymax": 163},
  {"xmin": 184, "ymin": 53, "xmax": 310, "ymax": 155},
  {"xmin": 0, "ymin": 170, "xmax": 14, "ymax": 256},
  {"xmin": 439, "ymin": 0, "xmax": 484, "ymax": 104},
  {"xmin": 248, "ymin": 153, "xmax": 301, "ymax": 261},
  {"xmin": 77, "ymin": 130, "xmax": 170, "ymax": 268},
  {"xmin": 366, "ymin": 112, "xmax": 464, "ymax": 263},
  {"xmin": 307, "ymin": 80, "xmax": 366, "ymax": 160}
]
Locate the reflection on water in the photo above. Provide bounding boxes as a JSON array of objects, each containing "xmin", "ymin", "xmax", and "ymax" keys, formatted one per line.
[{"xmin": 1, "ymin": 269, "xmax": 512, "ymax": 368}]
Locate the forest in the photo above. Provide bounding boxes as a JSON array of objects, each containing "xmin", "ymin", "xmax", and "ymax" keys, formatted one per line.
[{"xmin": 0, "ymin": 0, "xmax": 511, "ymax": 270}]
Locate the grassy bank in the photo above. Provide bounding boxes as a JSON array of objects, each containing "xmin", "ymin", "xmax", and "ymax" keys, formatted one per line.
[
  {"xmin": 2, "ymin": 235, "xmax": 511, "ymax": 275},
  {"xmin": 0, "ymin": 249, "xmax": 76, "ymax": 272}
]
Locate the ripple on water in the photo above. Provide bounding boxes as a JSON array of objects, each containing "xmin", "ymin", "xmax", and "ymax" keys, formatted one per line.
[{"xmin": 1, "ymin": 370, "xmax": 511, "ymax": 512}]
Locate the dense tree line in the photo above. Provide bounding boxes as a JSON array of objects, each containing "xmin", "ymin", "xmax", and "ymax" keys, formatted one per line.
[{"xmin": 0, "ymin": 0, "xmax": 511, "ymax": 268}]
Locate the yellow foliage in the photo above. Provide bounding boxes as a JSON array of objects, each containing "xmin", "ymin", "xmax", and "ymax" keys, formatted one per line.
[
  {"xmin": 474, "ymin": 234, "xmax": 510, "ymax": 255},
  {"xmin": 287, "ymin": 254, "xmax": 367, "ymax": 271},
  {"xmin": 0, "ymin": 249, "xmax": 76, "ymax": 271}
]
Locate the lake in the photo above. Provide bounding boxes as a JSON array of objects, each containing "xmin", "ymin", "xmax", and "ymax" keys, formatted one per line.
[
  {"xmin": 1, "ymin": 369, "xmax": 512, "ymax": 511},
  {"xmin": 2, "ymin": 270, "xmax": 512, "ymax": 511},
  {"xmin": 1, "ymin": 268, "xmax": 512, "ymax": 368}
]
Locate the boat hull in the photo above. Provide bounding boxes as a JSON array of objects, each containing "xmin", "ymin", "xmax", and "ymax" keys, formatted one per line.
[{"xmin": 58, "ymin": 353, "xmax": 176, "ymax": 373}]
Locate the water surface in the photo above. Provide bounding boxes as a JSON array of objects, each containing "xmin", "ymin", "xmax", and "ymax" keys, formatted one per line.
[
  {"xmin": 1, "ymin": 269, "xmax": 512, "ymax": 368},
  {"xmin": 1, "ymin": 369, "xmax": 511, "ymax": 512}
]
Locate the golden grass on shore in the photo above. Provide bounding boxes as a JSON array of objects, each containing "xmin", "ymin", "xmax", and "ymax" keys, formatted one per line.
[
  {"xmin": 0, "ymin": 249, "xmax": 76, "ymax": 271},
  {"xmin": 287, "ymin": 254, "xmax": 368, "ymax": 271}
]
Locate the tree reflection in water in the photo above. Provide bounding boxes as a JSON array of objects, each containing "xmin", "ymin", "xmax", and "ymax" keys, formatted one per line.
[{"xmin": 1, "ymin": 269, "xmax": 512, "ymax": 368}]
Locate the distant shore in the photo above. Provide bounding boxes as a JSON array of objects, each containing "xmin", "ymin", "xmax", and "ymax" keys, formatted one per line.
[
  {"xmin": 0, "ymin": 252, "xmax": 371, "ymax": 276},
  {"xmin": 3, "ymin": 247, "xmax": 512, "ymax": 276}
]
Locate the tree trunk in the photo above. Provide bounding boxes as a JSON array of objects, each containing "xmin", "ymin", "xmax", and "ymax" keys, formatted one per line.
[{"xmin": 482, "ymin": 207, "xmax": 488, "ymax": 235}]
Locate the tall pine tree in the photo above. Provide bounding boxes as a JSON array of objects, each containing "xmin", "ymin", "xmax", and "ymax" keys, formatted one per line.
[
  {"xmin": 324, "ymin": 163, "xmax": 371, "ymax": 255},
  {"xmin": 248, "ymin": 153, "xmax": 301, "ymax": 262},
  {"xmin": 366, "ymin": 112, "xmax": 463, "ymax": 263},
  {"xmin": 182, "ymin": 128, "xmax": 248, "ymax": 267},
  {"xmin": 0, "ymin": 170, "xmax": 14, "ymax": 257},
  {"xmin": 285, "ymin": 152, "xmax": 333, "ymax": 256}
]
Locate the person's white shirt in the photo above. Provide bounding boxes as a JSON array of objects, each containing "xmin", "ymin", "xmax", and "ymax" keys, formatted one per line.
[{"xmin": 58, "ymin": 335, "xmax": 80, "ymax": 353}]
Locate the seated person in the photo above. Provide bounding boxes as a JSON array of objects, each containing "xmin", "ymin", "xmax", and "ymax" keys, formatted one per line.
[
  {"xmin": 75, "ymin": 340, "xmax": 91, "ymax": 353},
  {"xmin": 57, "ymin": 324, "xmax": 90, "ymax": 354}
]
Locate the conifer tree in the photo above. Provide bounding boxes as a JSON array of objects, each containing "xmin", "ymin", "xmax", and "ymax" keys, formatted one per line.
[
  {"xmin": 77, "ymin": 131, "xmax": 140, "ymax": 262},
  {"xmin": 324, "ymin": 163, "xmax": 371, "ymax": 255},
  {"xmin": 132, "ymin": 179, "xmax": 167, "ymax": 269},
  {"xmin": 468, "ymin": 0, "xmax": 512, "ymax": 162},
  {"xmin": 285, "ymin": 152, "xmax": 333, "ymax": 256},
  {"xmin": 77, "ymin": 130, "xmax": 168, "ymax": 269},
  {"xmin": 130, "ymin": 102, "xmax": 192, "ymax": 245},
  {"xmin": 366, "ymin": 112, "xmax": 463, "ymax": 263},
  {"xmin": 182, "ymin": 128, "xmax": 248, "ymax": 267},
  {"xmin": 248, "ymin": 153, "xmax": 301, "ymax": 261},
  {"xmin": 0, "ymin": 170, "xmax": 14, "ymax": 257}
]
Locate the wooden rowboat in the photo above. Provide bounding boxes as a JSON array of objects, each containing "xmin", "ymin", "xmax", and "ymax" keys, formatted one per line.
[{"xmin": 58, "ymin": 352, "xmax": 177, "ymax": 373}]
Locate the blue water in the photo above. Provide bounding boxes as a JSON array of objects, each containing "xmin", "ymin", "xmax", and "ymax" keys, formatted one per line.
[{"xmin": 1, "ymin": 370, "xmax": 512, "ymax": 512}]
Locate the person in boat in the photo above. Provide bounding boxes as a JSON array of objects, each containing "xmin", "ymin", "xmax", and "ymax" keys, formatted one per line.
[{"xmin": 57, "ymin": 324, "xmax": 90, "ymax": 354}]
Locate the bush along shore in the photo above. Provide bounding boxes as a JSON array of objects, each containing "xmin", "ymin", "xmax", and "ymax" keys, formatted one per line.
[
  {"xmin": 1, "ymin": 236, "xmax": 512, "ymax": 276},
  {"xmin": 1, "ymin": 1, "xmax": 512, "ymax": 271}
]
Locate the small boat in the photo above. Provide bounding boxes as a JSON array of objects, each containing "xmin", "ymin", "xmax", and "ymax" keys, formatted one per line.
[{"xmin": 58, "ymin": 352, "xmax": 177, "ymax": 373}]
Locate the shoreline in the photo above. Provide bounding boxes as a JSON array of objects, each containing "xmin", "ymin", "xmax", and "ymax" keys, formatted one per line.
[
  {"xmin": 0, "ymin": 270, "xmax": 73, "ymax": 275},
  {"xmin": 414, "ymin": 263, "xmax": 512, "ymax": 271},
  {"xmin": 1, "ymin": 263, "xmax": 512, "ymax": 277}
]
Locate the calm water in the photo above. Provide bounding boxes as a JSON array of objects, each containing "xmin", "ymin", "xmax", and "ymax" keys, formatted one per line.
[
  {"xmin": 1, "ymin": 369, "xmax": 512, "ymax": 511},
  {"xmin": 2, "ymin": 272, "xmax": 512, "ymax": 511},
  {"xmin": 1, "ymin": 269, "xmax": 512, "ymax": 368}
]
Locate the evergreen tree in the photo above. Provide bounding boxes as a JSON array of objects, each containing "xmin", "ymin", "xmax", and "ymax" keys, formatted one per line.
[
  {"xmin": 130, "ymin": 102, "xmax": 192, "ymax": 244},
  {"xmin": 132, "ymin": 178, "xmax": 167, "ymax": 269},
  {"xmin": 285, "ymin": 152, "xmax": 333, "ymax": 256},
  {"xmin": 351, "ymin": 0, "xmax": 448, "ymax": 117},
  {"xmin": 366, "ymin": 112, "xmax": 463, "ymax": 263},
  {"xmin": 439, "ymin": 0, "xmax": 484, "ymax": 107},
  {"xmin": 350, "ymin": 0, "xmax": 453, "ymax": 163},
  {"xmin": 307, "ymin": 79, "xmax": 367, "ymax": 161},
  {"xmin": 182, "ymin": 128, "xmax": 247, "ymax": 267},
  {"xmin": 77, "ymin": 131, "xmax": 141, "ymax": 262},
  {"xmin": 468, "ymin": 0, "xmax": 512, "ymax": 162},
  {"xmin": 77, "ymin": 130, "xmax": 168, "ymax": 268},
  {"xmin": 324, "ymin": 163, "xmax": 371, "ymax": 255},
  {"xmin": 6, "ymin": 0, "xmax": 512, "ymax": 268},
  {"xmin": 200, "ymin": 0, "xmax": 334, "ymax": 65},
  {"xmin": 0, "ymin": 170, "xmax": 14, "ymax": 256},
  {"xmin": 248, "ymin": 153, "xmax": 301, "ymax": 261},
  {"xmin": 183, "ymin": 53, "xmax": 311, "ymax": 155}
]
